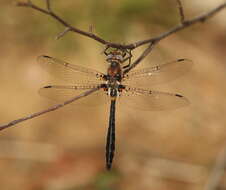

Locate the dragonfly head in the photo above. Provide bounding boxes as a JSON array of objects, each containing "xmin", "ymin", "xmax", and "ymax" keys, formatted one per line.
[{"xmin": 106, "ymin": 49, "xmax": 125, "ymax": 64}]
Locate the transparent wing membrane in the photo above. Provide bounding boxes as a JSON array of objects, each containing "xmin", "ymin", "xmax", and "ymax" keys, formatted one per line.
[
  {"xmin": 37, "ymin": 55, "xmax": 105, "ymax": 84},
  {"xmin": 37, "ymin": 51, "xmax": 191, "ymax": 171},
  {"xmin": 39, "ymin": 84, "xmax": 109, "ymax": 106},
  {"xmin": 118, "ymin": 86, "xmax": 189, "ymax": 111},
  {"xmin": 38, "ymin": 55, "xmax": 191, "ymax": 110},
  {"xmin": 123, "ymin": 59, "xmax": 193, "ymax": 86}
]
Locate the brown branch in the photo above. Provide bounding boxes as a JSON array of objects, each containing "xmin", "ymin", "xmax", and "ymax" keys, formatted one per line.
[
  {"xmin": 176, "ymin": 0, "xmax": 185, "ymax": 23},
  {"xmin": 4, "ymin": 1, "xmax": 226, "ymax": 131},
  {"xmin": 46, "ymin": 0, "xmax": 51, "ymax": 12},
  {"xmin": 16, "ymin": 1, "xmax": 226, "ymax": 49},
  {"xmin": 0, "ymin": 88, "xmax": 99, "ymax": 131},
  {"xmin": 16, "ymin": 1, "xmax": 110, "ymax": 46},
  {"xmin": 55, "ymin": 27, "xmax": 71, "ymax": 40},
  {"xmin": 131, "ymin": 2, "xmax": 226, "ymax": 48},
  {"xmin": 124, "ymin": 41, "xmax": 157, "ymax": 74}
]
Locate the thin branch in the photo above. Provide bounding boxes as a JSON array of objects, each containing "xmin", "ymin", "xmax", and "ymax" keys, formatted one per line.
[
  {"xmin": 0, "ymin": 88, "xmax": 99, "ymax": 131},
  {"xmin": 131, "ymin": 2, "xmax": 226, "ymax": 48},
  {"xmin": 124, "ymin": 41, "xmax": 157, "ymax": 74},
  {"xmin": 16, "ymin": 1, "xmax": 226, "ymax": 49},
  {"xmin": 176, "ymin": 0, "xmax": 185, "ymax": 23},
  {"xmin": 16, "ymin": 1, "xmax": 109, "ymax": 45},
  {"xmin": 55, "ymin": 27, "xmax": 71, "ymax": 40},
  {"xmin": 6, "ymin": 1, "xmax": 226, "ymax": 131},
  {"xmin": 204, "ymin": 147, "xmax": 226, "ymax": 190},
  {"xmin": 46, "ymin": 0, "xmax": 51, "ymax": 12}
]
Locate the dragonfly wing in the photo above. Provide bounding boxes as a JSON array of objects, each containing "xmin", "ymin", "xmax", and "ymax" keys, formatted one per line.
[
  {"xmin": 38, "ymin": 55, "xmax": 105, "ymax": 84},
  {"xmin": 39, "ymin": 84, "xmax": 108, "ymax": 106},
  {"xmin": 118, "ymin": 86, "xmax": 189, "ymax": 111},
  {"xmin": 123, "ymin": 59, "xmax": 193, "ymax": 86}
]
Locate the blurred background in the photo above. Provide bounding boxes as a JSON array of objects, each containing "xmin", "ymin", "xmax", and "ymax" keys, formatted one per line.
[{"xmin": 0, "ymin": 0, "xmax": 226, "ymax": 189}]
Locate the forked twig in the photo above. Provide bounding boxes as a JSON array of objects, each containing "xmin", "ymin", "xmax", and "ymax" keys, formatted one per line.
[
  {"xmin": 176, "ymin": 0, "xmax": 185, "ymax": 23},
  {"xmin": 124, "ymin": 41, "xmax": 157, "ymax": 74},
  {"xmin": 2, "ymin": 1, "xmax": 226, "ymax": 130},
  {"xmin": 132, "ymin": 2, "xmax": 226, "ymax": 48},
  {"xmin": 16, "ymin": 0, "xmax": 226, "ymax": 49},
  {"xmin": 55, "ymin": 27, "xmax": 71, "ymax": 40},
  {"xmin": 0, "ymin": 88, "xmax": 99, "ymax": 131},
  {"xmin": 16, "ymin": 0, "xmax": 109, "ymax": 46}
]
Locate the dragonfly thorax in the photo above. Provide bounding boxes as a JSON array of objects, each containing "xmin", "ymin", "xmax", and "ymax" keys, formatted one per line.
[
  {"xmin": 108, "ymin": 88, "xmax": 118, "ymax": 99},
  {"xmin": 107, "ymin": 84, "xmax": 124, "ymax": 99},
  {"xmin": 102, "ymin": 79, "xmax": 124, "ymax": 99},
  {"xmin": 106, "ymin": 60, "xmax": 123, "ymax": 82}
]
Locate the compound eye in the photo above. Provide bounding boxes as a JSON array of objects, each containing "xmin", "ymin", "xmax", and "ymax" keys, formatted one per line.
[
  {"xmin": 107, "ymin": 54, "xmax": 113, "ymax": 59},
  {"xmin": 116, "ymin": 55, "xmax": 123, "ymax": 61},
  {"xmin": 106, "ymin": 54, "xmax": 113, "ymax": 62}
]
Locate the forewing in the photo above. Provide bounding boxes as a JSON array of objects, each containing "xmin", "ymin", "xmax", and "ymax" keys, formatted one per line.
[
  {"xmin": 123, "ymin": 59, "xmax": 192, "ymax": 86},
  {"xmin": 118, "ymin": 86, "xmax": 189, "ymax": 111},
  {"xmin": 39, "ymin": 84, "xmax": 108, "ymax": 106},
  {"xmin": 38, "ymin": 55, "xmax": 105, "ymax": 84}
]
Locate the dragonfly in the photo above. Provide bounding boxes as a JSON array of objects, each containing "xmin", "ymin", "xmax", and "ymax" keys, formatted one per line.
[{"xmin": 37, "ymin": 49, "xmax": 192, "ymax": 170}]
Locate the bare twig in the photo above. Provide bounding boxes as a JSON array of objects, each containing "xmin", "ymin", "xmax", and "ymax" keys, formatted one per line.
[
  {"xmin": 4, "ymin": 1, "xmax": 226, "ymax": 131},
  {"xmin": 55, "ymin": 27, "xmax": 71, "ymax": 40},
  {"xmin": 176, "ymin": 0, "xmax": 185, "ymax": 23},
  {"xmin": 16, "ymin": 1, "xmax": 111, "ymax": 46},
  {"xmin": 131, "ymin": 2, "xmax": 226, "ymax": 48},
  {"xmin": 124, "ymin": 41, "xmax": 157, "ymax": 74},
  {"xmin": 46, "ymin": 0, "xmax": 51, "ymax": 12},
  {"xmin": 204, "ymin": 147, "xmax": 226, "ymax": 190},
  {"xmin": 16, "ymin": 1, "xmax": 226, "ymax": 49},
  {"xmin": 0, "ymin": 88, "xmax": 99, "ymax": 131}
]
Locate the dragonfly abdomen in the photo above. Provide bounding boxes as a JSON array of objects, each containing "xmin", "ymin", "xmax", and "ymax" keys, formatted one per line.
[{"xmin": 106, "ymin": 100, "xmax": 116, "ymax": 170}]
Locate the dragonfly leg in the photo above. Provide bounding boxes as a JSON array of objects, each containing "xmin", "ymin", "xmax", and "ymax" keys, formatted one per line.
[
  {"xmin": 103, "ymin": 46, "xmax": 111, "ymax": 56},
  {"xmin": 122, "ymin": 49, "xmax": 133, "ymax": 69}
]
